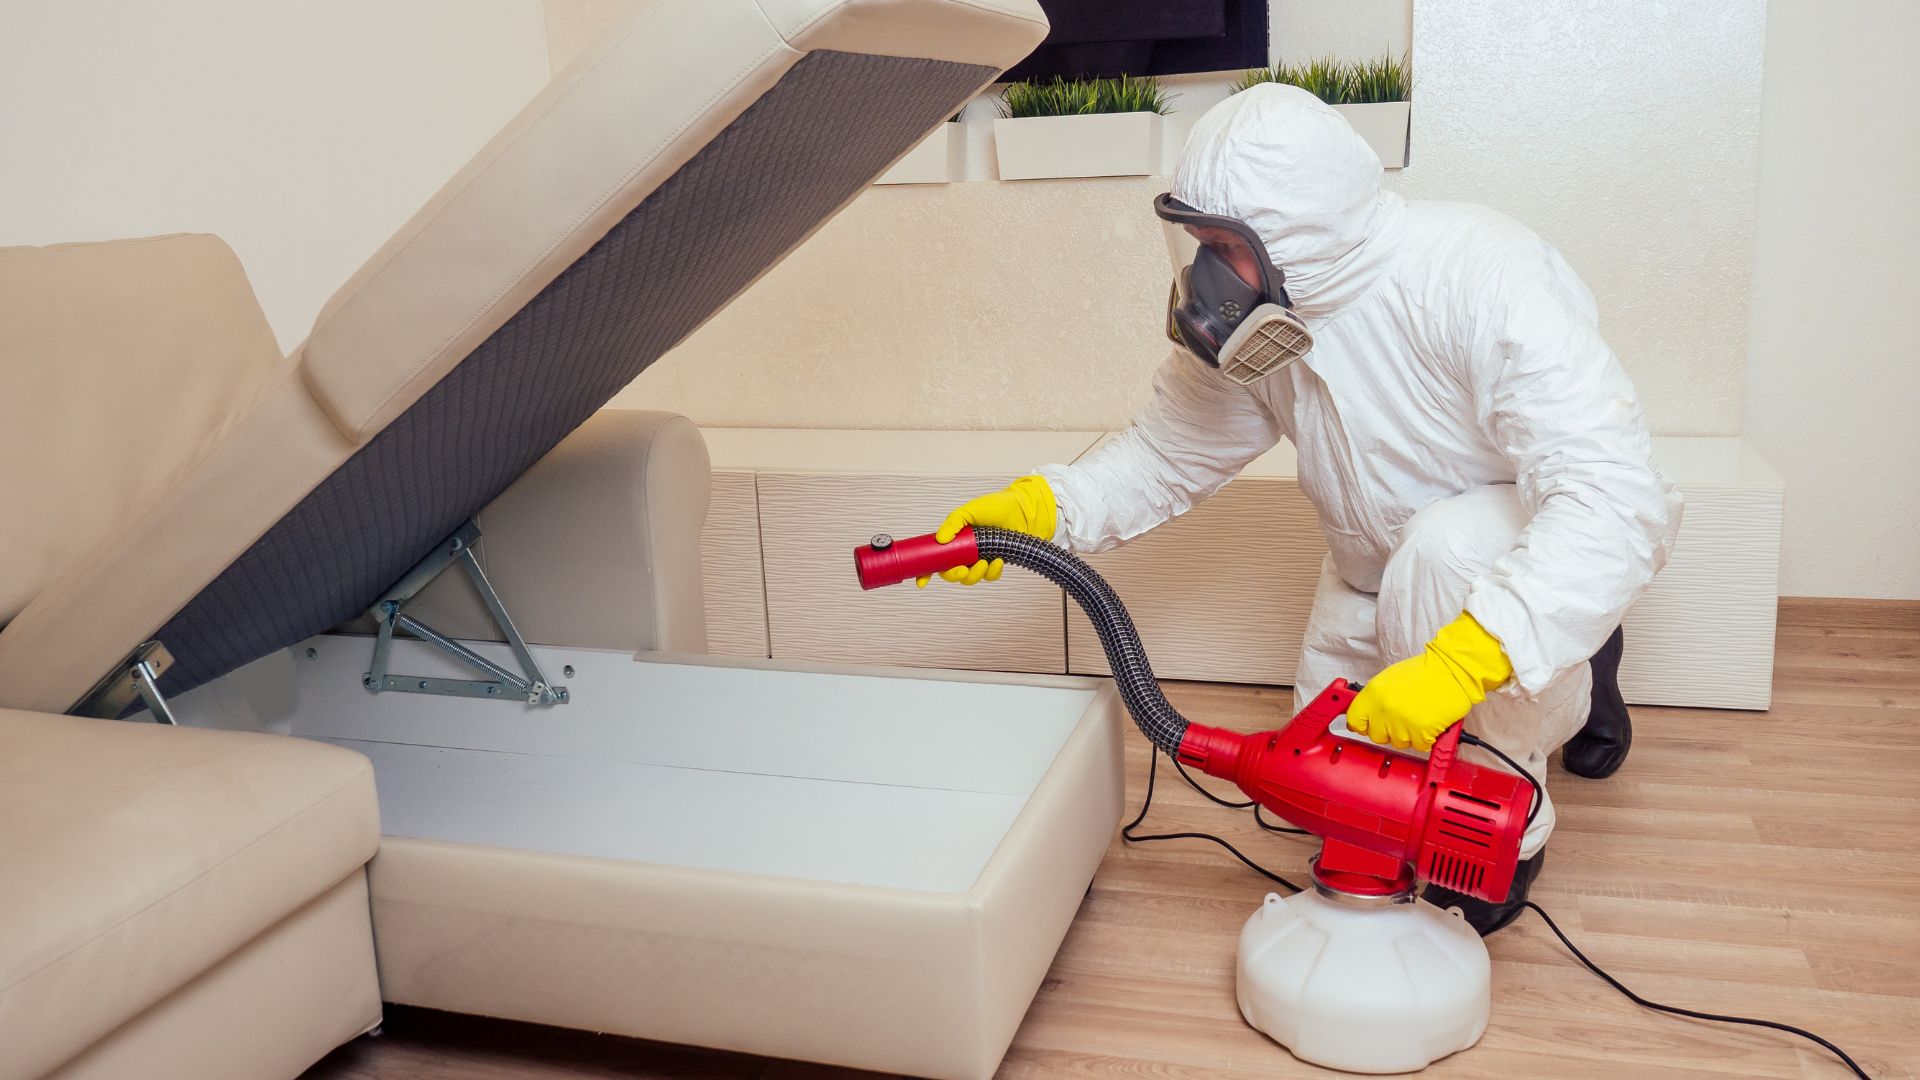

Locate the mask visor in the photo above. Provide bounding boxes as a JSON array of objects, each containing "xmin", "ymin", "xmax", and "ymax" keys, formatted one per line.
[{"xmin": 1154, "ymin": 194, "xmax": 1294, "ymax": 373}]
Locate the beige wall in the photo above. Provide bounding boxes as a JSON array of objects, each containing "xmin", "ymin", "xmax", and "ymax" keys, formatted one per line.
[
  {"xmin": 7, "ymin": 0, "xmax": 1909, "ymax": 597},
  {"xmin": 593, "ymin": 0, "xmax": 1417, "ymax": 429},
  {"xmin": 614, "ymin": 0, "xmax": 1765, "ymax": 439},
  {"xmin": 1392, "ymin": 0, "xmax": 1765, "ymax": 437},
  {"xmin": 1742, "ymin": 0, "xmax": 1920, "ymax": 599},
  {"xmin": 628, "ymin": 174, "xmax": 1177, "ymax": 431},
  {"xmin": 0, "ymin": 1, "xmax": 550, "ymax": 352}
]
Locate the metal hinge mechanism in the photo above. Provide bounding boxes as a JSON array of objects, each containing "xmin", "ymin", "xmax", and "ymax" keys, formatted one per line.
[
  {"xmin": 72, "ymin": 640, "xmax": 179, "ymax": 724},
  {"xmin": 362, "ymin": 519, "xmax": 569, "ymax": 707}
]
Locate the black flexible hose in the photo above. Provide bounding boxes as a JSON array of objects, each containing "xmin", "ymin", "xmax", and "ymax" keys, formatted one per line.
[{"xmin": 971, "ymin": 527, "xmax": 1191, "ymax": 755}]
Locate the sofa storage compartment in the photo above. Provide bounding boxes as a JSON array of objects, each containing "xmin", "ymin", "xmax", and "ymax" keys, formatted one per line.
[{"xmin": 178, "ymin": 640, "xmax": 1125, "ymax": 1080}]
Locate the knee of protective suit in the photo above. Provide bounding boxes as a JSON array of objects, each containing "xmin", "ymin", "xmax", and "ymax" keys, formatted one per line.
[
  {"xmin": 1377, "ymin": 486, "xmax": 1530, "ymax": 654},
  {"xmin": 1395, "ymin": 486, "xmax": 1529, "ymax": 580}
]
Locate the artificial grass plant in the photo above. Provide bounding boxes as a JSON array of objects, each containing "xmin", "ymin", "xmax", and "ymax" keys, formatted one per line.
[
  {"xmin": 1234, "ymin": 54, "xmax": 1410, "ymax": 105},
  {"xmin": 997, "ymin": 74, "xmax": 1175, "ymax": 119}
]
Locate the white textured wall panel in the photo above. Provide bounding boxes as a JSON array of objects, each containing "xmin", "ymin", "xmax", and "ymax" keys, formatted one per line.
[
  {"xmin": 1619, "ymin": 487, "xmax": 1781, "ymax": 710},
  {"xmin": 1066, "ymin": 476, "xmax": 1327, "ymax": 685},
  {"xmin": 756, "ymin": 473, "xmax": 1066, "ymax": 673},
  {"xmin": 698, "ymin": 432, "xmax": 1781, "ymax": 707},
  {"xmin": 1393, "ymin": 0, "xmax": 1766, "ymax": 436},
  {"xmin": 1270, "ymin": 0, "xmax": 1411, "ymax": 63},
  {"xmin": 700, "ymin": 471, "xmax": 769, "ymax": 658}
]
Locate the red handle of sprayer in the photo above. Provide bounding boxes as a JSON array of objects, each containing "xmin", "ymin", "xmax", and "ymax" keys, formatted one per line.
[
  {"xmin": 853, "ymin": 526, "xmax": 979, "ymax": 590},
  {"xmin": 1179, "ymin": 678, "xmax": 1463, "ymax": 789},
  {"xmin": 1304, "ymin": 677, "xmax": 1462, "ymax": 781}
]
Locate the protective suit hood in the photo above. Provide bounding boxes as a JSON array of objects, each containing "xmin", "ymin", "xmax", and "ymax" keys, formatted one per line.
[{"xmin": 1171, "ymin": 83, "xmax": 1406, "ymax": 326}]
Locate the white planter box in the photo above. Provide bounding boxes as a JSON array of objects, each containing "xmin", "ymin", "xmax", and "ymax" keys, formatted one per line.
[
  {"xmin": 1335, "ymin": 100, "xmax": 1411, "ymax": 169},
  {"xmin": 993, "ymin": 111, "xmax": 1163, "ymax": 180},
  {"xmin": 876, "ymin": 122, "xmax": 965, "ymax": 185}
]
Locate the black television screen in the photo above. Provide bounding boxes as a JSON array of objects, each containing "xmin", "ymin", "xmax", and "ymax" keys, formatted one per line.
[{"xmin": 1002, "ymin": 0, "xmax": 1270, "ymax": 82}]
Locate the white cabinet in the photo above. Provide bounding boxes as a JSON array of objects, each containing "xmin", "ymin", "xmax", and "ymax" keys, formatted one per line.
[
  {"xmin": 699, "ymin": 469, "xmax": 768, "ymax": 658},
  {"xmin": 695, "ymin": 427, "xmax": 1784, "ymax": 709},
  {"xmin": 1066, "ymin": 442, "xmax": 1327, "ymax": 685},
  {"xmin": 1618, "ymin": 439, "xmax": 1784, "ymax": 709},
  {"xmin": 701, "ymin": 429, "xmax": 1102, "ymax": 672}
]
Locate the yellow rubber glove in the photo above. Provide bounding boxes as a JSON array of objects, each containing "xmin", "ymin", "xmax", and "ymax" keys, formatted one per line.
[
  {"xmin": 1346, "ymin": 612, "xmax": 1513, "ymax": 751},
  {"xmin": 916, "ymin": 474, "xmax": 1058, "ymax": 588}
]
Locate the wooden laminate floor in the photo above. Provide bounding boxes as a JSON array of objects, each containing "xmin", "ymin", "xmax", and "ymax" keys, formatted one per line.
[{"xmin": 305, "ymin": 599, "xmax": 1919, "ymax": 1080}]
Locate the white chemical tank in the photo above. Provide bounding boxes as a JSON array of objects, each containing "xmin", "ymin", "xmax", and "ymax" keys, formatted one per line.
[{"xmin": 1237, "ymin": 886, "xmax": 1491, "ymax": 1074}]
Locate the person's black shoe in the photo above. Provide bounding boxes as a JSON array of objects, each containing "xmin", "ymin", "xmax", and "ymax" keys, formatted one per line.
[
  {"xmin": 1423, "ymin": 851, "xmax": 1545, "ymax": 936},
  {"xmin": 1562, "ymin": 626, "xmax": 1630, "ymax": 779}
]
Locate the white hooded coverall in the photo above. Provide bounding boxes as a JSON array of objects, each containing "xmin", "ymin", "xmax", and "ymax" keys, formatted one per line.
[{"xmin": 1038, "ymin": 85, "xmax": 1682, "ymax": 856}]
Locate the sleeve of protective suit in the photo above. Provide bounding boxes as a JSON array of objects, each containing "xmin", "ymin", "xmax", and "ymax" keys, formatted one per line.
[
  {"xmin": 1039, "ymin": 349, "xmax": 1282, "ymax": 553},
  {"xmin": 1461, "ymin": 253, "xmax": 1684, "ymax": 695}
]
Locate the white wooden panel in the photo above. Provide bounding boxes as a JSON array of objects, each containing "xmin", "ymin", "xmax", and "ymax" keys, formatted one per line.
[
  {"xmin": 757, "ymin": 472, "xmax": 1068, "ymax": 672},
  {"xmin": 700, "ymin": 469, "xmax": 768, "ymax": 657},
  {"xmin": 1622, "ymin": 438, "xmax": 1784, "ymax": 708},
  {"xmin": 690, "ymin": 428, "xmax": 1782, "ymax": 710},
  {"xmin": 1621, "ymin": 485, "xmax": 1782, "ymax": 709},
  {"xmin": 1067, "ymin": 476, "xmax": 1327, "ymax": 685},
  {"xmin": 1062, "ymin": 435, "xmax": 1782, "ymax": 709}
]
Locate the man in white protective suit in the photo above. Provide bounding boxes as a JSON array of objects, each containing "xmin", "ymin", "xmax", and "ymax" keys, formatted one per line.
[{"xmin": 920, "ymin": 84, "xmax": 1682, "ymax": 933}]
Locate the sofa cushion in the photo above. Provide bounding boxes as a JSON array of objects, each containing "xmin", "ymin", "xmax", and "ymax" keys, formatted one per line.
[
  {"xmin": 0, "ymin": 235, "xmax": 287, "ymax": 626},
  {"xmin": 0, "ymin": 712, "xmax": 378, "ymax": 1080}
]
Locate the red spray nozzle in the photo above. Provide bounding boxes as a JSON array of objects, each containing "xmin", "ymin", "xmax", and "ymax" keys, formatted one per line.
[{"xmin": 853, "ymin": 526, "xmax": 979, "ymax": 590}]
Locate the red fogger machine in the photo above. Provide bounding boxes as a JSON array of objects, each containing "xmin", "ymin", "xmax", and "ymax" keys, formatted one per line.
[{"xmin": 855, "ymin": 524, "xmax": 1531, "ymax": 902}]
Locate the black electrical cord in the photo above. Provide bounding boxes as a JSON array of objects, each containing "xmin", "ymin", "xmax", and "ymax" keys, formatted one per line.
[
  {"xmin": 1254, "ymin": 805, "xmax": 1303, "ymax": 835},
  {"xmin": 1121, "ymin": 743, "xmax": 1874, "ymax": 1079},
  {"xmin": 1168, "ymin": 751, "xmax": 1254, "ymax": 808},
  {"xmin": 1520, "ymin": 901, "xmax": 1872, "ymax": 1080},
  {"xmin": 1168, "ymin": 751, "xmax": 1310, "ymax": 834},
  {"xmin": 1122, "ymin": 748, "xmax": 1305, "ymax": 894},
  {"xmin": 1458, "ymin": 731, "xmax": 1544, "ymax": 828}
]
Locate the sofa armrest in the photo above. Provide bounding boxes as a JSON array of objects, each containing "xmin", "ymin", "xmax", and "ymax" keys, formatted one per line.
[{"xmin": 393, "ymin": 409, "xmax": 712, "ymax": 654}]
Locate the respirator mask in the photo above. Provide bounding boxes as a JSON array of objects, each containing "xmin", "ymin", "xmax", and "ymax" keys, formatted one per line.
[{"xmin": 1154, "ymin": 193, "xmax": 1313, "ymax": 386}]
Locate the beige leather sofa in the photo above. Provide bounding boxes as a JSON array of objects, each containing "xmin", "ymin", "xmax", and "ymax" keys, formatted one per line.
[
  {"xmin": 1, "ymin": 4, "xmax": 1099, "ymax": 1078},
  {"xmin": 0, "ymin": 712, "xmax": 381, "ymax": 1080},
  {"xmin": 0, "ymin": 237, "xmax": 385, "ymax": 1079},
  {"xmin": 0, "ymin": 228, "xmax": 716, "ymax": 1080}
]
